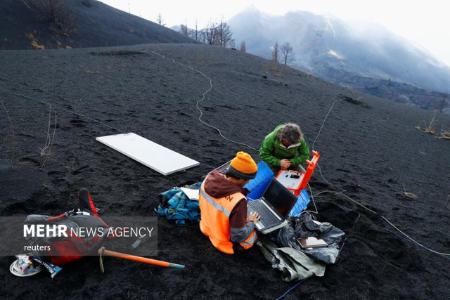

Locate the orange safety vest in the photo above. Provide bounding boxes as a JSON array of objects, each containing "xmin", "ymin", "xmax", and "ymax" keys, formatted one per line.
[{"xmin": 199, "ymin": 179, "xmax": 257, "ymax": 254}]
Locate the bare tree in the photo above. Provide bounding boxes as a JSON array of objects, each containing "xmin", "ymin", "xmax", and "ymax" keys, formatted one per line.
[
  {"xmin": 156, "ymin": 13, "xmax": 165, "ymax": 26},
  {"xmin": 180, "ymin": 24, "xmax": 189, "ymax": 37},
  {"xmin": 416, "ymin": 94, "xmax": 449, "ymax": 135},
  {"xmin": 194, "ymin": 20, "xmax": 198, "ymax": 41},
  {"xmin": 281, "ymin": 42, "xmax": 294, "ymax": 65},
  {"xmin": 272, "ymin": 42, "xmax": 279, "ymax": 63},
  {"xmin": 217, "ymin": 21, "xmax": 233, "ymax": 47},
  {"xmin": 204, "ymin": 22, "xmax": 216, "ymax": 45},
  {"xmin": 198, "ymin": 29, "xmax": 207, "ymax": 44},
  {"xmin": 203, "ymin": 21, "xmax": 233, "ymax": 47},
  {"xmin": 240, "ymin": 41, "xmax": 246, "ymax": 53}
]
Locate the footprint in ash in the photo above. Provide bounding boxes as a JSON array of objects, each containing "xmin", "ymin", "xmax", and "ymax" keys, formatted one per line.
[{"xmin": 70, "ymin": 118, "xmax": 86, "ymax": 128}]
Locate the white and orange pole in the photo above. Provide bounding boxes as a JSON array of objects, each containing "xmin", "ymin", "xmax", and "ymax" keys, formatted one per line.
[{"xmin": 98, "ymin": 247, "xmax": 185, "ymax": 272}]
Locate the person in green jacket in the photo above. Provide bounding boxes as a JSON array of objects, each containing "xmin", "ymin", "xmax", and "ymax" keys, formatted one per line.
[{"xmin": 259, "ymin": 123, "xmax": 310, "ymax": 171}]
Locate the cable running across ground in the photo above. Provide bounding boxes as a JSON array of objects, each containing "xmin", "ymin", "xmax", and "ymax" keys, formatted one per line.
[
  {"xmin": 308, "ymin": 98, "xmax": 450, "ymax": 258},
  {"xmin": 148, "ymin": 49, "xmax": 258, "ymax": 152}
]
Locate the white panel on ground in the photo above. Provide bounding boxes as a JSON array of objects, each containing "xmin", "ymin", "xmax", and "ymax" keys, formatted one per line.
[{"xmin": 96, "ymin": 132, "xmax": 199, "ymax": 176}]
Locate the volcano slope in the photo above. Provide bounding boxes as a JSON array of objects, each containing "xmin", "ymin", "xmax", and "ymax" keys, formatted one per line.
[
  {"xmin": 0, "ymin": 0, "xmax": 193, "ymax": 50},
  {"xmin": 0, "ymin": 43, "xmax": 449, "ymax": 299}
]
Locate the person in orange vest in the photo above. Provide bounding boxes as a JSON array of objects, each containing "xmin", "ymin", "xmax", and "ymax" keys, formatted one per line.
[{"xmin": 199, "ymin": 151, "xmax": 261, "ymax": 254}]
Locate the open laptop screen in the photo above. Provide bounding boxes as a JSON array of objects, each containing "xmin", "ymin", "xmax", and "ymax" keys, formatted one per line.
[{"xmin": 263, "ymin": 179, "xmax": 297, "ymax": 218}]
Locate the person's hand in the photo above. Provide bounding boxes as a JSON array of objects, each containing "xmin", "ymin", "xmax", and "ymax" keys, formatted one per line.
[
  {"xmin": 247, "ymin": 212, "xmax": 261, "ymax": 223},
  {"xmin": 280, "ymin": 159, "xmax": 291, "ymax": 170}
]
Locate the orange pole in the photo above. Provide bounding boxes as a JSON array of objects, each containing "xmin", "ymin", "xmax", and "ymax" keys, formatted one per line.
[
  {"xmin": 299, "ymin": 150, "xmax": 320, "ymax": 190},
  {"xmin": 98, "ymin": 247, "xmax": 185, "ymax": 269}
]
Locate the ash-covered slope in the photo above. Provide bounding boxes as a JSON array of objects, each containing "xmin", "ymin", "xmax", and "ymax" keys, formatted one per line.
[
  {"xmin": 0, "ymin": 44, "xmax": 449, "ymax": 299},
  {"xmin": 0, "ymin": 0, "xmax": 193, "ymax": 50}
]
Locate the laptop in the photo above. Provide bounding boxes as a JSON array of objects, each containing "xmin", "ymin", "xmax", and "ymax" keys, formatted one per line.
[{"xmin": 247, "ymin": 179, "xmax": 297, "ymax": 234}]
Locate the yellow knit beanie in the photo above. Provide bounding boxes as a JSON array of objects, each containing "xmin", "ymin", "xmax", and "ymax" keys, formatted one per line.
[{"xmin": 228, "ymin": 151, "xmax": 258, "ymax": 179}]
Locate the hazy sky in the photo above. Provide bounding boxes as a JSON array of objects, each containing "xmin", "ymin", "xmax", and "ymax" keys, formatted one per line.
[{"xmin": 101, "ymin": 0, "xmax": 450, "ymax": 67}]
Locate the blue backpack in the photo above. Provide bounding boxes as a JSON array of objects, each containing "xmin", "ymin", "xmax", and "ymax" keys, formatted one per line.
[{"xmin": 155, "ymin": 186, "xmax": 200, "ymax": 224}]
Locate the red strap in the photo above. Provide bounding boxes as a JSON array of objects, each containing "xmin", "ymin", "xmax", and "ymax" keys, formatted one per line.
[{"xmin": 87, "ymin": 192, "xmax": 98, "ymax": 216}]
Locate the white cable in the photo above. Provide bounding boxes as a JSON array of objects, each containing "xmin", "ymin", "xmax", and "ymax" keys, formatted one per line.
[
  {"xmin": 307, "ymin": 93, "xmax": 450, "ymax": 258},
  {"xmin": 3, "ymin": 51, "xmax": 449, "ymax": 259},
  {"xmin": 316, "ymin": 163, "xmax": 333, "ymax": 187},
  {"xmin": 149, "ymin": 49, "xmax": 258, "ymax": 152},
  {"xmin": 313, "ymin": 189, "xmax": 450, "ymax": 258},
  {"xmin": 40, "ymin": 108, "xmax": 57, "ymax": 168},
  {"xmin": 337, "ymin": 192, "xmax": 378, "ymax": 215},
  {"xmin": 381, "ymin": 216, "xmax": 450, "ymax": 257},
  {"xmin": 313, "ymin": 190, "xmax": 378, "ymax": 215},
  {"xmin": 7, "ymin": 91, "xmax": 123, "ymax": 132},
  {"xmin": 312, "ymin": 97, "xmax": 338, "ymax": 150},
  {"xmin": 40, "ymin": 104, "xmax": 52, "ymax": 155},
  {"xmin": 307, "ymin": 184, "xmax": 319, "ymax": 214}
]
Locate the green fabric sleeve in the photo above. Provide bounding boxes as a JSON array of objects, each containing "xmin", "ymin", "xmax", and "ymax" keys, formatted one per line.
[
  {"xmin": 289, "ymin": 138, "xmax": 310, "ymax": 166},
  {"xmin": 259, "ymin": 133, "xmax": 281, "ymax": 168}
]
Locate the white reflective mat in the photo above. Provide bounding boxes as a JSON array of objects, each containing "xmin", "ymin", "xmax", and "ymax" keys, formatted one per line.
[{"xmin": 96, "ymin": 133, "xmax": 199, "ymax": 175}]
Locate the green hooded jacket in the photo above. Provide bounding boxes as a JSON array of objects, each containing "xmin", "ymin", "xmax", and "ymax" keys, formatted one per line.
[{"xmin": 259, "ymin": 125, "xmax": 310, "ymax": 169}]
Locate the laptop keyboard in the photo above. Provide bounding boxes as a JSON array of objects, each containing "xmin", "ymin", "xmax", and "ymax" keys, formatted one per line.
[{"xmin": 248, "ymin": 199, "xmax": 282, "ymax": 229}]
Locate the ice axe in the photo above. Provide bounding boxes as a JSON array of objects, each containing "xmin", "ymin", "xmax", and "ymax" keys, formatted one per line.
[{"xmin": 98, "ymin": 247, "xmax": 185, "ymax": 272}]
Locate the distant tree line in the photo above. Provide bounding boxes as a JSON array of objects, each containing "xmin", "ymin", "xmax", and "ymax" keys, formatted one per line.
[
  {"xmin": 174, "ymin": 19, "xmax": 296, "ymax": 65},
  {"xmin": 159, "ymin": 14, "xmax": 298, "ymax": 64},
  {"xmin": 179, "ymin": 21, "xmax": 234, "ymax": 48}
]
